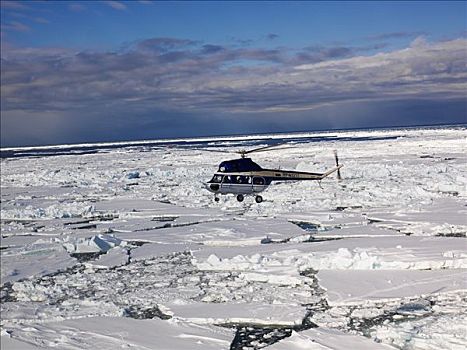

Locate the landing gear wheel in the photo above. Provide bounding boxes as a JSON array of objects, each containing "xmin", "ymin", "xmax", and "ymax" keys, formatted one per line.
[
  {"xmin": 214, "ymin": 196, "xmax": 220, "ymax": 202},
  {"xmin": 255, "ymin": 195, "xmax": 263, "ymax": 203},
  {"xmin": 236, "ymin": 194, "xmax": 244, "ymax": 202}
]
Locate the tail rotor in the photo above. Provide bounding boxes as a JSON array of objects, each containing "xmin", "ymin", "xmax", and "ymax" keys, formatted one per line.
[{"xmin": 333, "ymin": 150, "xmax": 342, "ymax": 181}]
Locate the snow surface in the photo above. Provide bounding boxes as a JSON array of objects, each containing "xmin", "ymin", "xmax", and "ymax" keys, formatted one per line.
[
  {"xmin": 1, "ymin": 126, "xmax": 466, "ymax": 349},
  {"xmin": 268, "ymin": 328, "xmax": 393, "ymax": 350},
  {"xmin": 1, "ymin": 317, "xmax": 234, "ymax": 350}
]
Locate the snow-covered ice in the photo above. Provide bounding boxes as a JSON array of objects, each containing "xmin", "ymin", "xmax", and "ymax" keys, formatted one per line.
[
  {"xmin": 1, "ymin": 126, "xmax": 466, "ymax": 349},
  {"xmin": 317, "ymin": 269, "xmax": 466, "ymax": 304},
  {"xmin": 268, "ymin": 328, "xmax": 393, "ymax": 349},
  {"xmin": 2, "ymin": 317, "xmax": 234, "ymax": 350}
]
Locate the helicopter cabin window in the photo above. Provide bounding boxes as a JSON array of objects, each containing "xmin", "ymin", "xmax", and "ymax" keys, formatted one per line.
[
  {"xmin": 210, "ymin": 175, "xmax": 223, "ymax": 183},
  {"xmin": 234, "ymin": 175, "xmax": 250, "ymax": 184},
  {"xmin": 253, "ymin": 177, "xmax": 265, "ymax": 185},
  {"xmin": 222, "ymin": 175, "xmax": 233, "ymax": 183}
]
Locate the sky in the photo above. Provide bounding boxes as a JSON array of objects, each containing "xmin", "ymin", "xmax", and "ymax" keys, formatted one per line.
[{"xmin": 1, "ymin": 1, "xmax": 466, "ymax": 147}]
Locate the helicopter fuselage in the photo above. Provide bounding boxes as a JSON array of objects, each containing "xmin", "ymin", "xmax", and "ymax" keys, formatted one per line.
[
  {"xmin": 205, "ymin": 157, "xmax": 342, "ymax": 200},
  {"xmin": 205, "ymin": 171, "xmax": 270, "ymax": 195}
]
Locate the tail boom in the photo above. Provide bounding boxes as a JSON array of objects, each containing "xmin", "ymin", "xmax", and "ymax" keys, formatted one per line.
[{"xmin": 260, "ymin": 165, "xmax": 343, "ymax": 181}]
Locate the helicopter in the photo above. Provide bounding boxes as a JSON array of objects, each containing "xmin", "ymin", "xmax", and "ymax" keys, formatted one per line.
[{"xmin": 204, "ymin": 144, "xmax": 343, "ymax": 203}]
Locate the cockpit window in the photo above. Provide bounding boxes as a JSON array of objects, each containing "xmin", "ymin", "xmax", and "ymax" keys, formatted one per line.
[{"xmin": 210, "ymin": 175, "xmax": 223, "ymax": 183}]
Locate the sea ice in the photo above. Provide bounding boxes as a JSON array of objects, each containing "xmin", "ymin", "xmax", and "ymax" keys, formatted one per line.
[
  {"xmin": 268, "ymin": 328, "xmax": 392, "ymax": 349},
  {"xmin": 1, "ymin": 126, "xmax": 466, "ymax": 349},
  {"xmin": 317, "ymin": 269, "xmax": 467, "ymax": 304},
  {"xmin": 1, "ymin": 317, "xmax": 234, "ymax": 350}
]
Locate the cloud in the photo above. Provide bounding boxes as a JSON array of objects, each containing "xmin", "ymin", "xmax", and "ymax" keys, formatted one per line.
[
  {"xmin": 34, "ymin": 17, "xmax": 50, "ymax": 24},
  {"xmin": 1, "ymin": 21, "xmax": 30, "ymax": 32},
  {"xmin": 69, "ymin": 3, "xmax": 86, "ymax": 12},
  {"xmin": 266, "ymin": 33, "xmax": 279, "ymax": 40},
  {"xmin": 367, "ymin": 31, "xmax": 427, "ymax": 41},
  {"xmin": 410, "ymin": 35, "xmax": 428, "ymax": 48},
  {"xmin": 295, "ymin": 45, "xmax": 354, "ymax": 64},
  {"xmin": 1, "ymin": 36, "xmax": 466, "ymax": 146},
  {"xmin": 136, "ymin": 37, "xmax": 198, "ymax": 52},
  {"xmin": 201, "ymin": 44, "xmax": 225, "ymax": 55},
  {"xmin": 3, "ymin": 37, "xmax": 466, "ymax": 113},
  {"xmin": 0, "ymin": 1, "xmax": 30, "ymax": 10},
  {"xmin": 230, "ymin": 34, "xmax": 280, "ymax": 47},
  {"xmin": 105, "ymin": 1, "xmax": 127, "ymax": 11},
  {"xmin": 1, "ymin": 5, "xmax": 50, "ymax": 34}
]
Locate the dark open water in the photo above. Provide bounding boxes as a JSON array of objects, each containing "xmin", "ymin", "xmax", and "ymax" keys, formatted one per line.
[{"xmin": 1, "ymin": 124, "xmax": 465, "ymax": 159}]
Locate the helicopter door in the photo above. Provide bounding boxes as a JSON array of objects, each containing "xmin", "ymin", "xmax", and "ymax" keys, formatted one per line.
[
  {"xmin": 220, "ymin": 175, "xmax": 234, "ymax": 193},
  {"xmin": 252, "ymin": 176, "xmax": 266, "ymax": 192}
]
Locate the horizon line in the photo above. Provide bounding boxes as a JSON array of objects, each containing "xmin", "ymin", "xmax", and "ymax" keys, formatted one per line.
[{"xmin": 2, "ymin": 121, "xmax": 466, "ymax": 152}]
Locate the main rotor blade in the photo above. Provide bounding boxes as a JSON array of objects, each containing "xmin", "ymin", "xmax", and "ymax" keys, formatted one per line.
[
  {"xmin": 169, "ymin": 142, "xmax": 295, "ymax": 156},
  {"xmin": 187, "ymin": 147, "xmax": 231, "ymax": 154}
]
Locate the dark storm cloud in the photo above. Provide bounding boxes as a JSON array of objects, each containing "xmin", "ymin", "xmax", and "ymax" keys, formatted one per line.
[{"xmin": 1, "ymin": 36, "xmax": 466, "ymax": 146}]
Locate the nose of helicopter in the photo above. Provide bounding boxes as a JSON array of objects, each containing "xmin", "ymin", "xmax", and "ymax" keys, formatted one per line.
[{"xmin": 204, "ymin": 182, "xmax": 220, "ymax": 193}]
